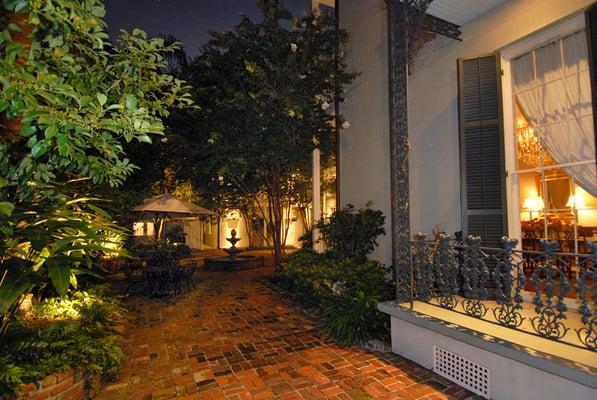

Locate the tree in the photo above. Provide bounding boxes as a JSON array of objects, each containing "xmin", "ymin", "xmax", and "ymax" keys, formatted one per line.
[
  {"xmin": 0, "ymin": 0, "xmax": 192, "ymax": 327},
  {"xmin": 172, "ymin": 3, "xmax": 356, "ymax": 265}
]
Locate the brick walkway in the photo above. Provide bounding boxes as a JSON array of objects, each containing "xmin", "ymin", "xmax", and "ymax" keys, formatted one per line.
[{"xmin": 97, "ymin": 265, "xmax": 478, "ymax": 400}]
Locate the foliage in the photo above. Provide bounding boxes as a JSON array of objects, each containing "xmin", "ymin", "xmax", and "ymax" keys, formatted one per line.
[
  {"xmin": 0, "ymin": 185, "xmax": 126, "ymax": 319},
  {"xmin": 272, "ymin": 249, "xmax": 394, "ymax": 345},
  {"xmin": 0, "ymin": 289, "xmax": 126, "ymax": 398},
  {"xmin": 319, "ymin": 291, "xmax": 390, "ymax": 347},
  {"xmin": 126, "ymin": 237, "xmax": 191, "ymax": 267},
  {"xmin": 0, "ymin": 0, "xmax": 192, "ymax": 323},
  {"xmin": 164, "ymin": 223, "xmax": 186, "ymax": 243},
  {"xmin": 135, "ymin": 3, "xmax": 357, "ymax": 265},
  {"xmin": 316, "ymin": 204, "xmax": 386, "ymax": 263},
  {"xmin": 0, "ymin": 357, "xmax": 23, "ymax": 399},
  {"xmin": 30, "ymin": 286, "xmax": 125, "ymax": 322}
]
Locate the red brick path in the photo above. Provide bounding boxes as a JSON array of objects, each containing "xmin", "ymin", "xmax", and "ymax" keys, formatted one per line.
[{"xmin": 96, "ymin": 266, "xmax": 478, "ymax": 400}]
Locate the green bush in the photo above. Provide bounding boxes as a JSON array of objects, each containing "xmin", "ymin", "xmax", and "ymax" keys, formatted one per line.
[
  {"xmin": 272, "ymin": 250, "xmax": 394, "ymax": 345},
  {"xmin": 126, "ymin": 238, "xmax": 191, "ymax": 267},
  {"xmin": 0, "ymin": 290, "xmax": 126, "ymax": 399},
  {"xmin": 272, "ymin": 250, "xmax": 334, "ymax": 309},
  {"xmin": 316, "ymin": 204, "xmax": 385, "ymax": 263},
  {"xmin": 320, "ymin": 291, "xmax": 390, "ymax": 347}
]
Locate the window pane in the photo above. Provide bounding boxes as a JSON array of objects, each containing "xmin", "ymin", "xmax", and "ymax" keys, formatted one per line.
[
  {"xmin": 535, "ymin": 41, "xmax": 563, "ymax": 85},
  {"xmin": 512, "ymin": 52, "xmax": 535, "ymax": 93},
  {"xmin": 542, "ymin": 169, "xmax": 571, "ymax": 211},
  {"xmin": 563, "ymin": 30, "xmax": 589, "ymax": 74},
  {"xmin": 565, "ymin": 72, "xmax": 592, "ymax": 118},
  {"xmin": 541, "ymin": 121, "xmax": 570, "ymax": 165},
  {"xmin": 538, "ymin": 79, "xmax": 568, "ymax": 126}
]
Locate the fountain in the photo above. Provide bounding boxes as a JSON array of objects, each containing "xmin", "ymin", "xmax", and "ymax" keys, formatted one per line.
[{"xmin": 204, "ymin": 229, "xmax": 264, "ymax": 271}]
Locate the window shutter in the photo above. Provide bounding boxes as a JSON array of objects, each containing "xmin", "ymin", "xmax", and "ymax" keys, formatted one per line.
[
  {"xmin": 458, "ymin": 55, "xmax": 507, "ymax": 248},
  {"xmin": 587, "ymin": 3, "xmax": 597, "ymax": 157}
]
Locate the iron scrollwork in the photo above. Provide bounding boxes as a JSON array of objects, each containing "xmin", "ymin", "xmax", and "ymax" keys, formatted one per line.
[
  {"xmin": 529, "ymin": 240, "xmax": 570, "ymax": 341},
  {"xmin": 434, "ymin": 234, "xmax": 459, "ymax": 310},
  {"xmin": 412, "ymin": 233, "xmax": 434, "ymax": 301},
  {"xmin": 461, "ymin": 236, "xmax": 489, "ymax": 318},
  {"xmin": 492, "ymin": 238, "xmax": 525, "ymax": 328},
  {"xmin": 404, "ymin": 234, "xmax": 595, "ymax": 351},
  {"xmin": 575, "ymin": 242, "xmax": 596, "ymax": 350}
]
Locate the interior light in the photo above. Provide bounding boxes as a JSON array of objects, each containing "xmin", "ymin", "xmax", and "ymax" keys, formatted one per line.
[
  {"xmin": 523, "ymin": 196, "xmax": 544, "ymax": 211},
  {"xmin": 566, "ymin": 192, "xmax": 586, "ymax": 209}
]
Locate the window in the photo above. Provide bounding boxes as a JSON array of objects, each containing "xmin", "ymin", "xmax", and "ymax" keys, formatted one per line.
[{"xmin": 504, "ymin": 17, "xmax": 596, "ymax": 255}]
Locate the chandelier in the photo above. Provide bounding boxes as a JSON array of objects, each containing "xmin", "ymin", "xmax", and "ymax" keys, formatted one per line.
[{"xmin": 516, "ymin": 119, "xmax": 554, "ymax": 167}]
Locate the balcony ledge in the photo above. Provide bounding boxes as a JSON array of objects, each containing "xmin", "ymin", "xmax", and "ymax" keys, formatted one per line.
[{"xmin": 378, "ymin": 300, "xmax": 597, "ymax": 390}]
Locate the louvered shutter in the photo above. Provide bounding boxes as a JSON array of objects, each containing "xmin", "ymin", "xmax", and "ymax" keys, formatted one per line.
[
  {"xmin": 587, "ymin": 3, "xmax": 597, "ymax": 155},
  {"xmin": 457, "ymin": 55, "xmax": 507, "ymax": 248}
]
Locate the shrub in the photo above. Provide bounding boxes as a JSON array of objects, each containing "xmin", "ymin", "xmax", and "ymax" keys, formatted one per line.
[
  {"xmin": 0, "ymin": 290, "xmax": 126, "ymax": 399},
  {"xmin": 272, "ymin": 250, "xmax": 394, "ymax": 345},
  {"xmin": 31, "ymin": 287, "xmax": 125, "ymax": 323},
  {"xmin": 316, "ymin": 204, "xmax": 385, "ymax": 263},
  {"xmin": 272, "ymin": 250, "xmax": 335, "ymax": 309},
  {"xmin": 320, "ymin": 291, "xmax": 390, "ymax": 346},
  {"xmin": 126, "ymin": 238, "xmax": 191, "ymax": 267}
]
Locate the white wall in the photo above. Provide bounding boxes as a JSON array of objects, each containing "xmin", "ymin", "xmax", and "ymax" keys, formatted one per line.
[
  {"xmin": 182, "ymin": 219, "xmax": 203, "ymax": 250},
  {"xmin": 217, "ymin": 208, "xmax": 305, "ymax": 249},
  {"xmin": 390, "ymin": 317, "xmax": 597, "ymax": 400},
  {"xmin": 409, "ymin": 0, "xmax": 594, "ymax": 237},
  {"xmin": 339, "ymin": 0, "xmax": 392, "ymax": 266},
  {"xmin": 340, "ymin": 0, "xmax": 594, "ymax": 264}
]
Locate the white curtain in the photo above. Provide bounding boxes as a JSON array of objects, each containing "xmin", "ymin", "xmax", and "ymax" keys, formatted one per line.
[{"xmin": 512, "ymin": 30, "xmax": 596, "ymax": 196}]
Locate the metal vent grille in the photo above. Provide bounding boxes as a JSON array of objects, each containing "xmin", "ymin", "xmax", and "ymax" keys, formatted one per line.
[{"xmin": 433, "ymin": 346, "xmax": 489, "ymax": 398}]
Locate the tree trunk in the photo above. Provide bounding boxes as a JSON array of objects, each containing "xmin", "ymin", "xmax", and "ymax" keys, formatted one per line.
[{"xmin": 2, "ymin": 13, "xmax": 32, "ymax": 139}]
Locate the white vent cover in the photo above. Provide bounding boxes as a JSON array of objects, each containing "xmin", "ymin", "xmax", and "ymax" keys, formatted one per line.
[{"xmin": 433, "ymin": 346, "xmax": 490, "ymax": 398}]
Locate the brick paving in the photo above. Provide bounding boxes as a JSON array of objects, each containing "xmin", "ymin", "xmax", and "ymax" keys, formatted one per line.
[{"xmin": 96, "ymin": 263, "xmax": 479, "ymax": 400}]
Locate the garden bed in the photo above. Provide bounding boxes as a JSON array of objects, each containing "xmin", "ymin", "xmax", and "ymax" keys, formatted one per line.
[{"xmin": 0, "ymin": 288, "xmax": 126, "ymax": 399}]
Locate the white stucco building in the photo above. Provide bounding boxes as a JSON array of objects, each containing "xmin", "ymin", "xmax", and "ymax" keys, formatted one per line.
[{"xmin": 337, "ymin": 1, "xmax": 597, "ymax": 399}]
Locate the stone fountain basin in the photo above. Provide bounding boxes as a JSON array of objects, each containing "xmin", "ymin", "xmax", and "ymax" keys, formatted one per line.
[{"xmin": 204, "ymin": 255, "xmax": 265, "ymax": 271}]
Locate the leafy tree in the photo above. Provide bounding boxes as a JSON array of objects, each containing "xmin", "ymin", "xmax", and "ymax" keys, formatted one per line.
[
  {"xmin": 0, "ymin": 0, "xmax": 192, "ymax": 328},
  {"xmin": 165, "ymin": 3, "xmax": 356, "ymax": 264}
]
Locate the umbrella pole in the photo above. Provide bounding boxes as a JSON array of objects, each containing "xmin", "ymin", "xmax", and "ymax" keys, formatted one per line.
[{"xmin": 153, "ymin": 217, "xmax": 160, "ymax": 242}]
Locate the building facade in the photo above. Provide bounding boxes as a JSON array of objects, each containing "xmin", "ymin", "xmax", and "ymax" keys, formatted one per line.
[{"xmin": 339, "ymin": 1, "xmax": 596, "ymax": 399}]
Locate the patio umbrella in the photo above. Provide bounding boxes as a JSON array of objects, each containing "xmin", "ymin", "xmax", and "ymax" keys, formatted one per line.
[{"xmin": 132, "ymin": 194, "xmax": 214, "ymax": 239}]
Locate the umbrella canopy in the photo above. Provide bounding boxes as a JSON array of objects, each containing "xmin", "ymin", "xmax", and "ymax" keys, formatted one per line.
[
  {"xmin": 132, "ymin": 194, "xmax": 215, "ymax": 240},
  {"xmin": 133, "ymin": 194, "xmax": 214, "ymax": 218}
]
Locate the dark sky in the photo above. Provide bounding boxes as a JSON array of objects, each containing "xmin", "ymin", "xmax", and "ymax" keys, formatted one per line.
[{"xmin": 104, "ymin": 0, "xmax": 311, "ymax": 57}]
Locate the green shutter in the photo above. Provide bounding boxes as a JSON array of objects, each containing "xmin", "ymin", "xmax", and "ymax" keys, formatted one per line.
[
  {"xmin": 458, "ymin": 55, "xmax": 507, "ymax": 248},
  {"xmin": 586, "ymin": 3, "xmax": 597, "ymax": 156}
]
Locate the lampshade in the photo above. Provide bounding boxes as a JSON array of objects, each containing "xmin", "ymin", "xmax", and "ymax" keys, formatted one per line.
[
  {"xmin": 523, "ymin": 196, "xmax": 544, "ymax": 211},
  {"xmin": 566, "ymin": 194, "xmax": 586, "ymax": 209}
]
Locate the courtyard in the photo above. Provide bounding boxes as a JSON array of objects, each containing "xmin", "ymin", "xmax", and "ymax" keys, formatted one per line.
[{"xmin": 96, "ymin": 259, "xmax": 476, "ymax": 400}]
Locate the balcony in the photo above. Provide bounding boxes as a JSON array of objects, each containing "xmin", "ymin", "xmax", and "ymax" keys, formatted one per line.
[{"xmin": 379, "ymin": 234, "xmax": 596, "ymax": 400}]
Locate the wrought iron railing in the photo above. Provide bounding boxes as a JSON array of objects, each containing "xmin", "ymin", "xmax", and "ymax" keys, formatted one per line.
[{"xmin": 397, "ymin": 234, "xmax": 596, "ymax": 351}]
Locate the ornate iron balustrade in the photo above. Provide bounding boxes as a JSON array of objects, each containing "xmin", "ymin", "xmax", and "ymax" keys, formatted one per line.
[{"xmin": 398, "ymin": 234, "xmax": 596, "ymax": 351}]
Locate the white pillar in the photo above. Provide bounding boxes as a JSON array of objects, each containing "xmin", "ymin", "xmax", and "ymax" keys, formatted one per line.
[{"xmin": 312, "ymin": 147, "xmax": 323, "ymax": 252}]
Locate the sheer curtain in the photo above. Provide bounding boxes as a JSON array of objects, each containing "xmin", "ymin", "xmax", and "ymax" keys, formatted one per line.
[{"xmin": 512, "ymin": 30, "xmax": 596, "ymax": 196}]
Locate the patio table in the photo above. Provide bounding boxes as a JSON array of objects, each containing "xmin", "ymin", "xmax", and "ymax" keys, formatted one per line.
[{"xmin": 145, "ymin": 263, "xmax": 196, "ymax": 297}]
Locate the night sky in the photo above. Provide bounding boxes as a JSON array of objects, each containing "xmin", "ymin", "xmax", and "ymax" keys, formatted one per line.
[{"xmin": 104, "ymin": 0, "xmax": 311, "ymax": 57}]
